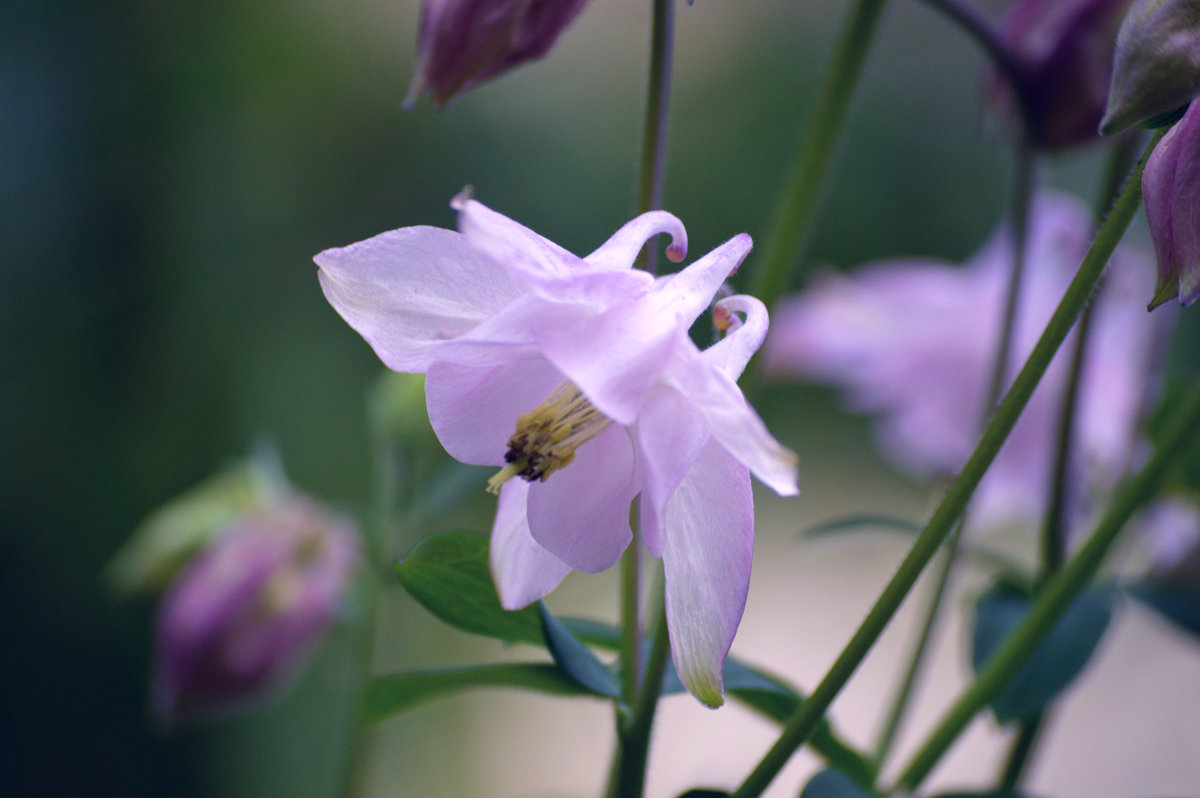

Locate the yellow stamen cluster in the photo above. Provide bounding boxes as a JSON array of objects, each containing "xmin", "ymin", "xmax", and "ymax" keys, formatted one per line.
[{"xmin": 486, "ymin": 381, "xmax": 611, "ymax": 494}]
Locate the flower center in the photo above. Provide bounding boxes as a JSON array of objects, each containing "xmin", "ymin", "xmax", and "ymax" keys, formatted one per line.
[{"xmin": 486, "ymin": 381, "xmax": 611, "ymax": 494}]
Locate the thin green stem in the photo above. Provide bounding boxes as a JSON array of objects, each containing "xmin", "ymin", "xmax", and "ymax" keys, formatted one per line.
[
  {"xmin": 893, "ymin": 386, "xmax": 1200, "ymax": 791},
  {"xmin": 607, "ymin": 577, "xmax": 670, "ymax": 798},
  {"xmin": 635, "ymin": 0, "xmax": 675, "ymax": 275},
  {"xmin": 746, "ymin": 0, "xmax": 887, "ymax": 315},
  {"xmin": 730, "ymin": 131, "xmax": 1160, "ymax": 798},
  {"xmin": 871, "ymin": 140, "xmax": 1034, "ymax": 775},
  {"xmin": 620, "ymin": 539, "xmax": 643, "ymax": 706},
  {"xmin": 999, "ymin": 713, "xmax": 1045, "ymax": 791}
]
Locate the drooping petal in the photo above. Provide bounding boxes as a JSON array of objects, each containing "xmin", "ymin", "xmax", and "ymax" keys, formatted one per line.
[
  {"xmin": 316, "ymin": 226, "xmax": 519, "ymax": 372},
  {"xmin": 426, "ymin": 354, "xmax": 564, "ymax": 466},
  {"xmin": 666, "ymin": 337, "xmax": 799, "ymax": 497},
  {"xmin": 583, "ymin": 210, "xmax": 688, "ymax": 271},
  {"xmin": 647, "ymin": 234, "xmax": 753, "ymax": 331},
  {"xmin": 703, "ymin": 295, "xmax": 769, "ymax": 380},
  {"xmin": 635, "ymin": 383, "xmax": 708, "ymax": 558},
  {"xmin": 525, "ymin": 425, "xmax": 636, "ymax": 573},
  {"xmin": 662, "ymin": 440, "xmax": 754, "ymax": 708},
  {"xmin": 489, "ymin": 480, "xmax": 571, "ymax": 609}
]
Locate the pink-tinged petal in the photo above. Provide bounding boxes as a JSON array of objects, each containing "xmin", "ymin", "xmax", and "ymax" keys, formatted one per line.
[
  {"xmin": 489, "ymin": 480, "xmax": 571, "ymax": 609},
  {"xmin": 704, "ymin": 295, "xmax": 769, "ymax": 380},
  {"xmin": 662, "ymin": 440, "xmax": 754, "ymax": 708},
  {"xmin": 316, "ymin": 226, "xmax": 519, "ymax": 372},
  {"xmin": 455, "ymin": 194, "xmax": 652, "ymax": 305},
  {"xmin": 635, "ymin": 383, "xmax": 708, "ymax": 558},
  {"xmin": 426, "ymin": 355, "xmax": 564, "ymax": 466},
  {"xmin": 667, "ymin": 340, "xmax": 799, "ymax": 497},
  {"xmin": 537, "ymin": 302, "xmax": 681, "ymax": 425},
  {"xmin": 526, "ymin": 425, "xmax": 636, "ymax": 573},
  {"xmin": 648, "ymin": 234, "xmax": 753, "ymax": 330},
  {"xmin": 583, "ymin": 210, "xmax": 688, "ymax": 271}
]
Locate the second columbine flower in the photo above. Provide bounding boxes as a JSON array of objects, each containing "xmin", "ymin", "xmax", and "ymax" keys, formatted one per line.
[{"xmin": 317, "ymin": 195, "xmax": 798, "ymax": 706}]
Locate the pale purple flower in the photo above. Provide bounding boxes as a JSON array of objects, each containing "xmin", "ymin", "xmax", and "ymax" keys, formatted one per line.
[
  {"xmin": 153, "ymin": 497, "xmax": 360, "ymax": 723},
  {"xmin": 1143, "ymin": 100, "xmax": 1200, "ymax": 308},
  {"xmin": 405, "ymin": 0, "xmax": 591, "ymax": 108},
  {"xmin": 1139, "ymin": 496, "xmax": 1200, "ymax": 583},
  {"xmin": 317, "ymin": 196, "xmax": 798, "ymax": 705},
  {"xmin": 992, "ymin": 0, "xmax": 1134, "ymax": 149},
  {"xmin": 765, "ymin": 192, "xmax": 1161, "ymax": 532}
]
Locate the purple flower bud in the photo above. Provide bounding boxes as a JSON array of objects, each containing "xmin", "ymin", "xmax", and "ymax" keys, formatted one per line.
[
  {"xmin": 405, "ymin": 0, "xmax": 591, "ymax": 108},
  {"xmin": 1100, "ymin": 0, "xmax": 1200, "ymax": 134},
  {"xmin": 1143, "ymin": 101, "xmax": 1200, "ymax": 308},
  {"xmin": 994, "ymin": 0, "xmax": 1135, "ymax": 149},
  {"xmin": 152, "ymin": 496, "xmax": 360, "ymax": 724}
]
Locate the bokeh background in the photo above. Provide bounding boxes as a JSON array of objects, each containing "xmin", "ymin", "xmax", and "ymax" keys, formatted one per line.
[{"xmin": 4, "ymin": 1, "xmax": 1198, "ymax": 796}]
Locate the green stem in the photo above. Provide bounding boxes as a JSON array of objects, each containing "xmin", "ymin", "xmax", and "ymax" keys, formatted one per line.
[
  {"xmin": 607, "ymin": 578, "xmax": 671, "ymax": 798},
  {"xmin": 620, "ymin": 539, "xmax": 643, "ymax": 706},
  {"xmin": 747, "ymin": 0, "xmax": 887, "ymax": 314},
  {"xmin": 729, "ymin": 131, "xmax": 1160, "ymax": 798},
  {"xmin": 893, "ymin": 385, "xmax": 1200, "ymax": 791},
  {"xmin": 635, "ymin": 0, "xmax": 675, "ymax": 275},
  {"xmin": 999, "ymin": 713, "xmax": 1045, "ymax": 791}
]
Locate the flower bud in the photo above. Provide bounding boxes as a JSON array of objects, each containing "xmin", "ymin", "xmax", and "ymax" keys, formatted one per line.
[
  {"xmin": 993, "ymin": 0, "xmax": 1134, "ymax": 149},
  {"xmin": 152, "ymin": 496, "xmax": 360, "ymax": 723},
  {"xmin": 405, "ymin": 0, "xmax": 591, "ymax": 108},
  {"xmin": 1100, "ymin": 0, "xmax": 1200, "ymax": 134},
  {"xmin": 1142, "ymin": 101, "xmax": 1200, "ymax": 308}
]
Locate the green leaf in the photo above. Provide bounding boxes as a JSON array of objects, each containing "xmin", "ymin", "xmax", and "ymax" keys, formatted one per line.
[
  {"xmin": 362, "ymin": 664, "xmax": 598, "ymax": 722},
  {"xmin": 799, "ymin": 768, "xmax": 877, "ymax": 798},
  {"xmin": 1127, "ymin": 581, "xmax": 1200, "ymax": 638},
  {"xmin": 971, "ymin": 582, "xmax": 1115, "ymax": 723},
  {"xmin": 933, "ymin": 793, "xmax": 1030, "ymax": 798},
  {"xmin": 395, "ymin": 531, "xmax": 543, "ymax": 645},
  {"xmin": 539, "ymin": 604, "xmax": 620, "ymax": 697},
  {"xmin": 675, "ymin": 791, "xmax": 731, "ymax": 798}
]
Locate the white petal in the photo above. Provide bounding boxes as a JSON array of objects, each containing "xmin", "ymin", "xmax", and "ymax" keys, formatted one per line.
[
  {"xmin": 647, "ymin": 234, "xmax": 753, "ymax": 330},
  {"xmin": 489, "ymin": 480, "xmax": 571, "ymax": 610},
  {"xmin": 635, "ymin": 383, "xmax": 709, "ymax": 558},
  {"xmin": 316, "ymin": 226, "xmax": 518, "ymax": 372},
  {"xmin": 425, "ymin": 355, "xmax": 563, "ymax": 466},
  {"xmin": 584, "ymin": 210, "xmax": 688, "ymax": 271},
  {"xmin": 526, "ymin": 425, "xmax": 637, "ymax": 573},
  {"xmin": 704, "ymin": 295, "xmax": 769, "ymax": 379},
  {"xmin": 663, "ymin": 440, "xmax": 754, "ymax": 708}
]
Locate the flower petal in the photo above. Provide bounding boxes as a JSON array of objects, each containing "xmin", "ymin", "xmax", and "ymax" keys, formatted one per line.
[
  {"xmin": 426, "ymin": 354, "xmax": 564, "ymax": 466},
  {"xmin": 316, "ymin": 226, "xmax": 518, "ymax": 372},
  {"xmin": 667, "ymin": 339, "xmax": 799, "ymax": 496},
  {"xmin": 583, "ymin": 210, "xmax": 688, "ymax": 271},
  {"xmin": 489, "ymin": 480, "xmax": 571, "ymax": 610},
  {"xmin": 635, "ymin": 383, "xmax": 708, "ymax": 558},
  {"xmin": 648, "ymin": 234, "xmax": 753, "ymax": 330},
  {"xmin": 704, "ymin": 295, "xmax": 770, "ymax": 379},
  {"xmin": 526, "ymin": 425, "xmax": 636, "ymax": 573},
  {"xmin": 662, "ymin": 440, "xmax": 754, "ymax": 708}
]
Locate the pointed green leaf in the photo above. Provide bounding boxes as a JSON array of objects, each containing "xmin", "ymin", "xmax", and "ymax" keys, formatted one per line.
[
  {"xmin": 363, "ymin": 663, "xmax": 597, "ymax": 722},
  {"xmin": 395, "ymin": 531, "xmax": 543, "ymax": 645},
  {"xmin": 539, "ymin": 604, "xmax": 620, "ymax": 697},
  {"xmin": 799, "ymin": 768, "xmax": 877, "ymax": 798},
  {"xmin": 972, "ymin": 582, "xmax": 1115, "ymax": 723}
]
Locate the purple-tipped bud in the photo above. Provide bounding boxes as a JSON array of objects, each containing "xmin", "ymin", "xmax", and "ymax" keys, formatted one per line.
[
  {"xmin": 152, "ymin": 496, "xmax": 360, "ymax": 724},
  {"xmin": 1100, "ymin": 0, "xmax": 1200, "ymax": 134},
  {"xmin": 405, "ymin": 0, "xmax": 591, "ymax": 108},
  {"xmin": 994, "ymin": 0, "xmax": 1135, "ymax": 149},
  {"xmin": 1142, "ymin": 101, "xmax": 1200, "ymax": 308}
]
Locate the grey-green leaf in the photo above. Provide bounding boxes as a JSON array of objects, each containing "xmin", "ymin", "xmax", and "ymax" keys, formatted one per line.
[
  {"xmin": 799, "ymin": 768, "xmax": 877, "ymax": 798},
  {"xmin": 1127, "ymin": 581, "xmax": 1200, "ymax": 638},
  {"xmin": 972, "ymin": 582, "xmax": 1115, "ymax": 723},
  {"xmin": 395, "ymin": 531, "xmax": 543, "ymax": 645},
  {"xmin": 539, "ymin": 604, "xmax": 620, "ymax": 697}
]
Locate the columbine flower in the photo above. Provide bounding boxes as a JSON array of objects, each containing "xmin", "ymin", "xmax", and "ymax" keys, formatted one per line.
[
  {"xmin": 764, "ymin": 191, "xmax": 1161, "ymax": 533},
  {"xmin": 1143, "ymin": 100, "xmax": 1200, "ymax": 308},
  {"xmin": 153, "ymin": 496, "xmax": 360, "ymax": 723},
  {"xmin": 317, "ymin": 196, "xmax": 798, "ymax": 705},
  {"xmin": 992, "ymin": 0, "xmax": 1134, "ymax": 149},
  {"xmin": 405, "ymin": 0, "xmax": 592, "ymax": 108}
]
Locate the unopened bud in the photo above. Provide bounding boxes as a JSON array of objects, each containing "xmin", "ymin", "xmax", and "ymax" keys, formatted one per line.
[
  {"xmin": 405, "ymin": 0, "xmax": 591, "ymax": 108},
  {"xmin": 152, "ymin": 496, "xmax": 360, "ymax": 724},
  {"xmin": 1100, "ymin": 0, "xmax": 1200, "ymax": 135},
  {"xmin": 1142, "ymin": 101, "xmax": 1200, "ymax": 308},
  {"xmin": 995, "ymin": 0, "xmax": 1135, "ymax": 149}
]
